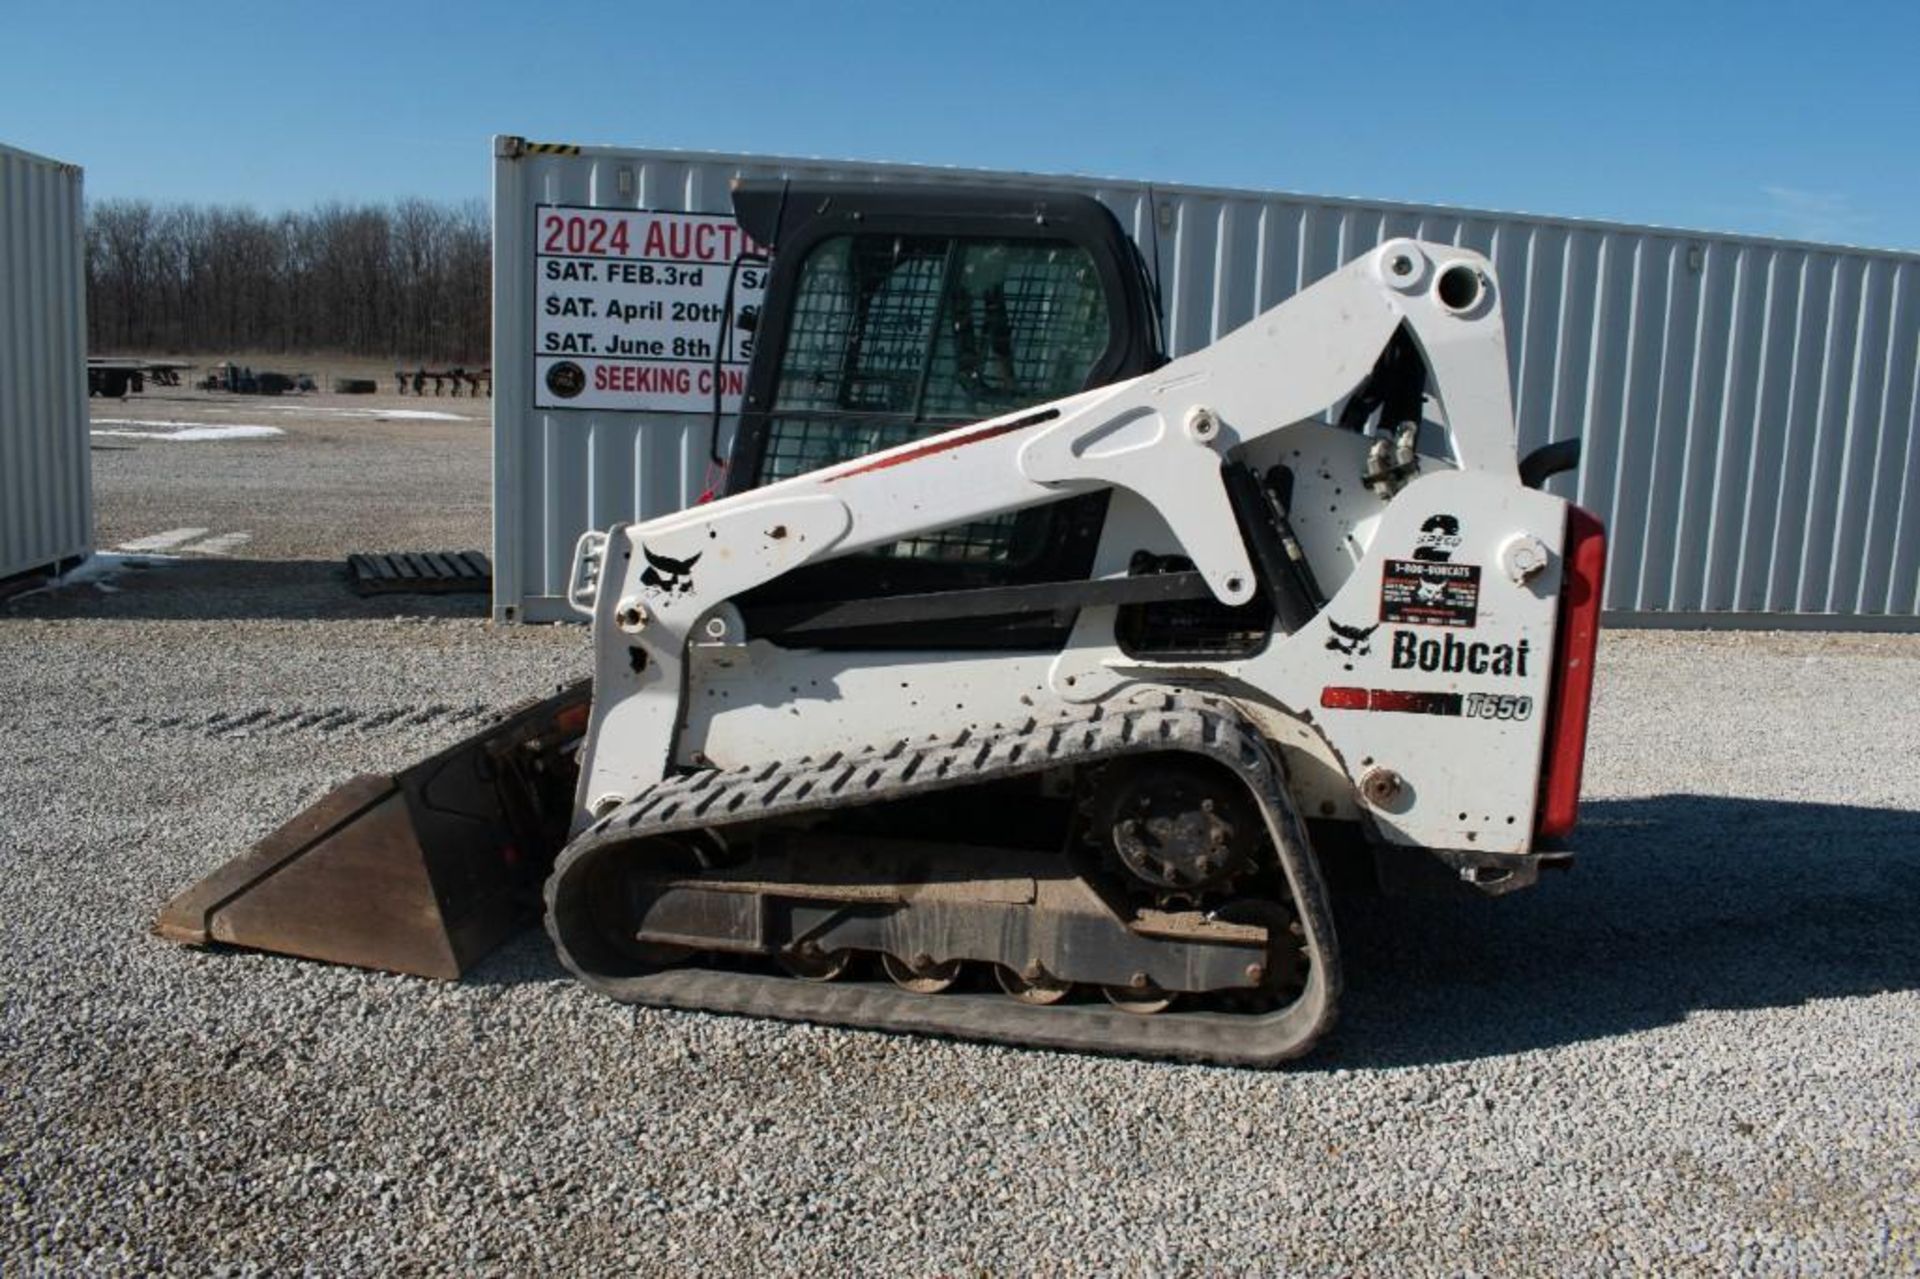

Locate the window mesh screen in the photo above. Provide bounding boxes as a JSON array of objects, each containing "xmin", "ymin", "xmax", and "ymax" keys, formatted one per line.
[
  {"xmin": 759, "ymin": 233, "xmax": 1109, "ymax": 562},
  {"xmin": 772, "ymin": 236, "xmax": 947, "ymax": 418},
  {"xmin": 922, "ymin": 242, "xmax": 1109, "ymax": 419}
]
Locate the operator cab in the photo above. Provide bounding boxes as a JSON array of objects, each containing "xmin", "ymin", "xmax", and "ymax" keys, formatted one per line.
[{"xmin": 725, "ymin": 181, "xmax": 1166, "ymax": 647}]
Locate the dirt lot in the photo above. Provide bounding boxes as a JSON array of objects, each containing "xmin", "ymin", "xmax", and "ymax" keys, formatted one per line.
[
  {"xmin": 1, "ymin": 387, "xmax": 1916, "ymax": 1275},
  {"xmin": 86, "ymin": 381, "xmax": 492, "ymax": 561}
]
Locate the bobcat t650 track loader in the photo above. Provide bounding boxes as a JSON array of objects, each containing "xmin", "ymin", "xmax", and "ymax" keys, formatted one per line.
[{"xmin": 158, "ymin": 184, "xmax": 1605, "ymax": 1065}]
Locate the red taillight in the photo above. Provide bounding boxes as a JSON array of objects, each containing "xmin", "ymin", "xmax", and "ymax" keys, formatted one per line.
[{"xmin": 1536, "ymin": 505, "xmax": 1606, "ymax": 838}]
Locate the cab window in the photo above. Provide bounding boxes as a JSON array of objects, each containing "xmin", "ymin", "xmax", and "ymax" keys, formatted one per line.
[{"xmin": 759, "ymin": 233, "xmax": 1111, "ymax": 562}]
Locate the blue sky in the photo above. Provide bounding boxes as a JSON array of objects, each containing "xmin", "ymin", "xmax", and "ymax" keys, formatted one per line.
[{"xmin": 4, "ymin": 1, "xmax": 1916, "ymax": 250}]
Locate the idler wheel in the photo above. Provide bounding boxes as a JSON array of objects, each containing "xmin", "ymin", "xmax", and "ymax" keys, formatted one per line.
[{"xmin": 1215, "ymin": 896, "xmax": 1308, "ymax": 1008}]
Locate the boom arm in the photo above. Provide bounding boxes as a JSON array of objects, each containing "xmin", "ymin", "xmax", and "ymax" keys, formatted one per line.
[{"xmin": 572, "ymin": 239, "xmax": 1534, "ymax": 826}]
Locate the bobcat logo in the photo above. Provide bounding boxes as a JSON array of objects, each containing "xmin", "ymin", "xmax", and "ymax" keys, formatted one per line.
[
  {"xmin": 1325, "ymin": 618, "xmax": 1379, "ymax": 671},
  {"xmin": 639, "ymin": 544, "xmax": 702, "ymax": 600},
  {"xmin": 1415, "ymin": 578, "xmax": 1448, "ymax": 606}
]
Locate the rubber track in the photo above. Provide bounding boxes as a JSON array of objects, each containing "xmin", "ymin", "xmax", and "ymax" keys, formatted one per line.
[{"xmin": 545, "ymin": 692, "xmax": 1342, "ymax": 1066}]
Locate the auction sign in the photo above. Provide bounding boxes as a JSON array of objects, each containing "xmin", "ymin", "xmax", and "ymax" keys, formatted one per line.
[{"xmin": 532, "ymin": 205, "xmax": 767, "ymax": 412}]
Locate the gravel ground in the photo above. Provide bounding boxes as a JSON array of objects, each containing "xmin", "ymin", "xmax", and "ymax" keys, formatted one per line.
[{"xmin": 0, "ymin": 392, "xmax": 1916, "ymax": 1275}]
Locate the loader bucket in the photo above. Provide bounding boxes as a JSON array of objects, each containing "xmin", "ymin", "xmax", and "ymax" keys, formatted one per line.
[{"xmin": 155, "ymin": 681, "xmax": 591, "ymax": 979}]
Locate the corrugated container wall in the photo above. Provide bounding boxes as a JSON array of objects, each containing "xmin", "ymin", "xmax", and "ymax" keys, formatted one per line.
[
  {"xmin": 494, "ymin": 141, "xmax": 1920, "ymax": 627},
  {"xmin": 0, "ymin": 142, "xmax": 90, "ymax": 582}
]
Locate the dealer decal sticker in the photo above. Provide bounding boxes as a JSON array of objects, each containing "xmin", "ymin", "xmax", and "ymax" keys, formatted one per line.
[
  {"xmin": 1380, "ymin": 558, "xmax": 1481, "ymax": 628},
  {"xmin": 1412, "ymin": 513, "xmax": 1463, "ymax": 562}
]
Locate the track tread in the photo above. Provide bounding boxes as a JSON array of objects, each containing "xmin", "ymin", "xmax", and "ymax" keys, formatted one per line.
[{"xmin": 547, "ymin": 691, "xmax": 1341, "ymax": 1066}]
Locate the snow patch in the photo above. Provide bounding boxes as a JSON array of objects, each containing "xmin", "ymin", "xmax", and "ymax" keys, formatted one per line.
[
  {"xmin": 8, "ymin": 552, "xmax": 172, "ymax": 599},
  {"xmin": 117, "ymin": 527, "xmax": 210, "ymax": 552},
  {"xmin": 177, "ymin": 531, "xmax": 252, "ymax": 556},
  {"xmin": 275, "ymin": 406, "xmax": 473, "ymax": 422},
  {"xmin": 92, "ymin": 421, "xmax": 284, "ymax": 442}
]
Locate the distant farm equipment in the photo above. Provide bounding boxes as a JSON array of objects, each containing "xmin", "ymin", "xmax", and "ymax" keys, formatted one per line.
[
  {"xmin": 86, "ymin": 358, "xmax": 189, "ymax": 397},
  {"xmin": 395, "ymin": 366, "xmax": 491, "ymax": 397},
  {"xmin": 197, "ymin": 363, "xmax": 316, "ymax": 395}
]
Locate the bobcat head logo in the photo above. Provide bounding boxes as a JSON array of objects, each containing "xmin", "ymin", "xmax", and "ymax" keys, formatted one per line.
[
  {"xmin": 1324, "ymin": 619, "xmax": 1379, "ymax": 670},
  {"xmin": 1415, "ymin": 578, "xmax": 1448, "ymax": 605},
  {"xmin": 639, "ymin": 544, "xmax": 702, "ymax": 600}
]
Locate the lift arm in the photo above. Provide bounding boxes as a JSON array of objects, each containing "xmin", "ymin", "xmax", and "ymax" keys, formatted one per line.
[{"xmin": 570, "ymin": 239, "xmax": 1522, "ymax": 820}]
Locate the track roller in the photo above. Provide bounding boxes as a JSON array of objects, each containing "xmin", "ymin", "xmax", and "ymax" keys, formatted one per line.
[
  {"xmin": 995, "ymin": 965, "xmax": 1073, "ymax": 1005},
  {"xmin": 779, "ymin": 946, "xmax": 854, "ymax": 981},
  {"xmin": 882, "ymin": 953, "xmax": 964, "ymax": 994},
  {"xmin": 1103, "ymin": 981, "xmax": 1176, "ymax": 1015}
]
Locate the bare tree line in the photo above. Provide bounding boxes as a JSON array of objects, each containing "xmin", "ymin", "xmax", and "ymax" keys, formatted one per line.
[{"xmin": 86, "ymin": 198, "xmax": 489, "ymax": 363}]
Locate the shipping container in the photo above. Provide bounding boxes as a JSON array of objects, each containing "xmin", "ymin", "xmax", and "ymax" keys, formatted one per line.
[
  {"xmin": 0, "ymin": 141, "xmax": 90, "ymax": 584},
  {"xmin": 493, "ymin": 139, "xmax": 1920, "ymax": 628}
]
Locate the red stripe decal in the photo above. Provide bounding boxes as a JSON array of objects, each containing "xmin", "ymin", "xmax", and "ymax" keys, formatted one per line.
[
  {"xmin": 819, "ymin": 409, "xmax": 1057, "ymax": 482},
  {"xmin": 1319, "ymin": 686, "xmax": 1464, "ymax": 716},
  {"xmin": 1368, "ymin": 689, "xmax": 1463, "ymax": 716}
]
